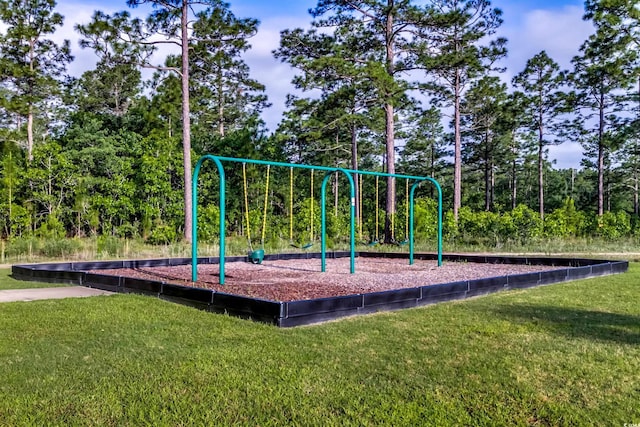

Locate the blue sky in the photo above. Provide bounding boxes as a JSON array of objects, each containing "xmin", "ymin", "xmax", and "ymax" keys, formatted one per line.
[{"xmin": 51, "ymin": 0, "xmax": 594, "ymax": 168}]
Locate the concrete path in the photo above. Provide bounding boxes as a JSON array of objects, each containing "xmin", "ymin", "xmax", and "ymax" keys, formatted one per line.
[{"xmin": 0, "ymin": 287, "xmax": 113, "ymax": 303}]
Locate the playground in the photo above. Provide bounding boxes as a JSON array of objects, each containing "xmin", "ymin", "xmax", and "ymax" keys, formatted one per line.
[
  {"xmin": 11, "ymin": 155, "xmax": 630, "ymax": 325},
  {"xmin": 89, "ymin": 256, "xmax": 552, "ymax": 301}
]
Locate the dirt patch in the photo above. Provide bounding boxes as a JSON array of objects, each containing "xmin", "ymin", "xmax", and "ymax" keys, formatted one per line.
[{"xmin": 91, "ymin": 257, "xmax": 554, "ymax": 302}]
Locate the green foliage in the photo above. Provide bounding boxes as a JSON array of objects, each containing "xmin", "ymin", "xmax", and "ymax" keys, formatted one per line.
[
  {"xmin": 593, "ymin": 210, "xmax": 631, "ymax": 239},
  {"xmin": 197, "ymin": 204, "xmax": 220, "ymax": 243},
  {"xmin": 501, "ymin": 204, "xmax": 543, "ymax": 243},
  {"xmin": 544, "ymin": 198, "xmax": 587, "ymax": 237},
  {"xmin": 413, "ymin": 198, "xmax": 439, "ymax": 242},
  {"xmin": 5, "ymin": 237, "xmax": 39, "ymax": 257},
  {"xmin": 40, "ymin": 238, "xmax": 81, "ymax": 258},
  {"xmin": 146, "ymin": 224, "xmax": 178, "ymax": 245},
  {"xmin": 35, "ymin": 214, "xmax": 65, "ymax": 239}
]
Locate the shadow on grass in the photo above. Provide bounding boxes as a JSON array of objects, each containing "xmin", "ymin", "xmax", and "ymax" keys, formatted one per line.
[{"xmin": 486, "ymin": 304, "xmax": 640, "ymax": 345}]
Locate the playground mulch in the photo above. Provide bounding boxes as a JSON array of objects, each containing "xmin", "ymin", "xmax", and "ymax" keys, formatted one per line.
[{"xmin": 91, "ymin": 257, "xmax": 553, "ymax": 302}]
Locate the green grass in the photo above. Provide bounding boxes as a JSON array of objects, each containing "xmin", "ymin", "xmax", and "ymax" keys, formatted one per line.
[
  {"xmin": 0, "ymin": 264, "xmax": 639, "ymax": 425},
  {"xmin": 0, "ymin": 269, "xmax": 68, "ymax": 290}
]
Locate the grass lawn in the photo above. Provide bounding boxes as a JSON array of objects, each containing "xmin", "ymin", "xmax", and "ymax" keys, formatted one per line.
[
  {"xmin": 0, "ymin": 264, "xmax": 638, "ymax": 425},
  {"xmin": 0, "ymin": 269, "xmax": 68, "ymax": 290}
]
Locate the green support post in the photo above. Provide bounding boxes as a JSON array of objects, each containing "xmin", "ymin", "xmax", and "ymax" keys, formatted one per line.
[{"xmin": 320, "ymin": 170, "xmax": 355, "ymax": 273}]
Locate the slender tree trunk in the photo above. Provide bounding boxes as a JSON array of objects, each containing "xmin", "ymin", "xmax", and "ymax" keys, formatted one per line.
[
  {"xmin": 27, "ymin": 40, "xmax": 35, "ymax": 162},
  {"xmin": 634, "ymin": 169, "xmax": 639, "ymax": 216},
  {"xmin": 511, "ymin": 133, "xmax": 517, "ymax": 209},
  {"xmin": 218, "ymin": 69, "xmax": 225, "ymax": 136},
  {"xmin": 538, "ymin": 107, "xmax": 544, "ymax": 221},
  {"xmin": 181, "ymin": 0, "xmax": 193, "ymax": 242},
  {"xmin": 383, "ymin": 1, "xmax": 396, "ymax": 243},
  {"xmin": 598, "ymin": 91, "xmax": 605, "ymax": 216},
  {"xmin": 484, "ymin": 132, "xmax": 490, "ymax": 211},
  {"xmin": 636, "ymin": 77, "xmax": 640, "ymax": 216},
  {"xmin": 351, "ymin": 125, "xmax": 359, "ymax": 228},
  {"xmin": 453, "ymin": 68, "xmax": 462, "ymax": 221}
]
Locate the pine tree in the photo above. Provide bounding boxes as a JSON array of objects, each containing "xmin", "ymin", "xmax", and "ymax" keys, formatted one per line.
[
  {"xmin": 0, "ymin": 0, "xmax": 72, "ymax": 161},
  {"xmin": 279, "ymin": 0, "xmax": 433, "ymax": 242},
  {"xmin": 512, "ymin": 51, "xmax": 567, "ymax": 220},
  {"xmin": 423, "ymin": 0, "xmax": 506, "ymax": 221}
]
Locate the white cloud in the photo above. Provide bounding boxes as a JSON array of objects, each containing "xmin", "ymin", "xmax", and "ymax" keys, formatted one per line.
[
  {"xmin": 500, "ymin": 4, "xmax": 594, "ymax": 73},
  {"xmin": 243, "ymin": 16, "xmax": 313, "ymax": 132}
]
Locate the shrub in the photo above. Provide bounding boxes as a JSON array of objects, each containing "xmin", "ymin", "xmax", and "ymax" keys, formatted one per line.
[
  {"xmin": 544, "ymin": 198, "xmax": 587, "ymax": 238},
  {"xmin": 146, "ymin": 225, "xmax": 178, "ymax": 245},
  {"xmin": 6, "ymin": 237, "xmax": 40, "ymax": 257},
  {"xmin": 198, "ymin": 205, "xmax": 221, "ymax": 243},
  {"xmin": 501, "ymin": 204, "xmax": 543, "ymax": 244},
  {"xmin": 593, "ymin": 211, "xmax": 631, "ymax": 239}
]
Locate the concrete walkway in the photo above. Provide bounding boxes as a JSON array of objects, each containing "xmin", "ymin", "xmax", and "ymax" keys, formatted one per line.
[{"xmin": 0, "ymin": 287, "xmax": 113, "ymax": 303}]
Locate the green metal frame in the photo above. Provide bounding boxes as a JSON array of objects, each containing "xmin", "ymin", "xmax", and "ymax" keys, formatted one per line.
[{"xmin": 191, "ymin": 155, "xmax": 443, "ymax": 284}]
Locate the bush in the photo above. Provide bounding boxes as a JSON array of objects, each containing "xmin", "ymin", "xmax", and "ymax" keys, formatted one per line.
[
  {"xmin": 6, "ymin": 237, "xmax": 40, "ymax": 257},
  {"xmin": 146, "ymin": 225, "xmax": 178, "ymax": 245},
  {"xmin": 501, "ymin": 204, "xmax": 543, "ymax": 244},
  {"xmin": 198, "ymin": 205, "xmax": 221, "ymax": 243},
  {"xmin": 35, "ymin": 214, "xmax": 66, "ymax": 239},
  {"xmin": 413, "ymin": 198, "xmax": 439, "ymax": 242},
  {"xmin": 544, "ymin": 198, "xmax": 587, "ymax": 238},
  {"xmin": 593, "ymin": 211, "xmax": 631, "ymax": 239}
]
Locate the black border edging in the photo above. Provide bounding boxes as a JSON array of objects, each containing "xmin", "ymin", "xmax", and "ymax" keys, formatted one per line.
[{"xmin": 11, "ymin": 253, "xmax": 629, "ymax": 327}]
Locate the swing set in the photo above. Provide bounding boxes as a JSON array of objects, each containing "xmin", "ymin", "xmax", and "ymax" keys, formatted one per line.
[
  {"xmin": 242, "ymin": 165, "xmax": 316, "ymax": 262},
  {"xmin": 191, "ymin": 155, "xmax": 443, "ymax": 284},
  {"xmin": 364, "ymin": 176, "xmax": 410, "ymax": 246}
]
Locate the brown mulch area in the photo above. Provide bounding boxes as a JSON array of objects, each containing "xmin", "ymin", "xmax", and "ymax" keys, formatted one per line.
[{"xmin": 90, "ymin": 257, "xmax": 555, "ymax": 302}]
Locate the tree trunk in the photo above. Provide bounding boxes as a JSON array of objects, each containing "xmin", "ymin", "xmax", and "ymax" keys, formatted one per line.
[
  {"xmin": 538, "ymin": 107, "xmax": 544, "ymax": 221},
  {"xmin": 511, "ymin": 133, "xmax": 517, "ymax": 209},
  {"xmin": 383, "ymin": 1, "xmax": 396, "ymax": 243},
  {"xmin": 484, "ymin": 132, "xmax": 490, "ymax": 211},
  {"xmin": 453, "ymin": 67, "xmax": 462, "ymax": 222},
  {"xmin": 351, "ymin": 124, "xmax": 359, "ymax": 230},
  {"xmin": 27, "ymin": 107, "xmax": 34, "ymax": 162},
  {"xmin": 27, "ymin": 39, "xmax": 35, "ymax": 162},
  {"xmin": 181, "ymin": 0, "xmax": 193, "ymax": 242},
  {"xmin": 598, "ymin": 91, "xmax": 605, "ymax": 216},
  {"xmin": 218, "ymin": 69, "xmax": 225, "ymax": 136}
]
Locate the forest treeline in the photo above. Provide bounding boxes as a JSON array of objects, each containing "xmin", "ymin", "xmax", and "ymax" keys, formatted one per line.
[{"xmin": 0, "ymin": 0, "xmax": 639, "ymax": 247}]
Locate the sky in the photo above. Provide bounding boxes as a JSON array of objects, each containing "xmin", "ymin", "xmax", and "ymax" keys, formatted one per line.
[{"xmin": 47, "ymin": 0, "xmax": 595, "ymax": 169}]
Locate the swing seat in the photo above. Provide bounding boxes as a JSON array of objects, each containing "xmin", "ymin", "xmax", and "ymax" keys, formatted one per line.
[
  {"xmin": 366, "ymin": 240, "xmax": 379, "ymax": 247},
  {"xmin": 290, "ymin": 242, "xmax": 314, "ymax": 250},
  {"xmin": 397, "ymin": 239, "xmax": 409, "ymax": 246},
  {"xmin": 249, "ymin": 249, "xmax": 264, "ymax": 265}
]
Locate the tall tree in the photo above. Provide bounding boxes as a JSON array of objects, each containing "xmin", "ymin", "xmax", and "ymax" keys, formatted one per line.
[
  {"xmin": 0, "ymin": 0, "xmax": 72, "ymax": 161},
  {"xmin": 78, "ymin": 0, "xmax": 261, "ymax": 241},
  {"xmin": 584, "ymin": 0, "xmax": 640, "ymax": 215},
  {"xmin": 190, "ymin": 7, "xmax": 267, "ymax": 137},
  {"xmin": 570, "ymin": 31, "xmax": 634, "ymax": 215},
  {"xmin": 423, "ymin": 0, "xmax": 506, "ymax": 221},
  {"xmin": 512, "ymin": 51, "xmax": 567, "ymax": 220},
  {"xmin": 75, "ymin": 11, "xmax": 144, "ymax": 118},
  {"xmin": 285, "ymin": 0, "xmax": 432, "ymax": 242},
  {"xmin": 460, "ymin": 76, "xmax": 509, "ymax": 211}
]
